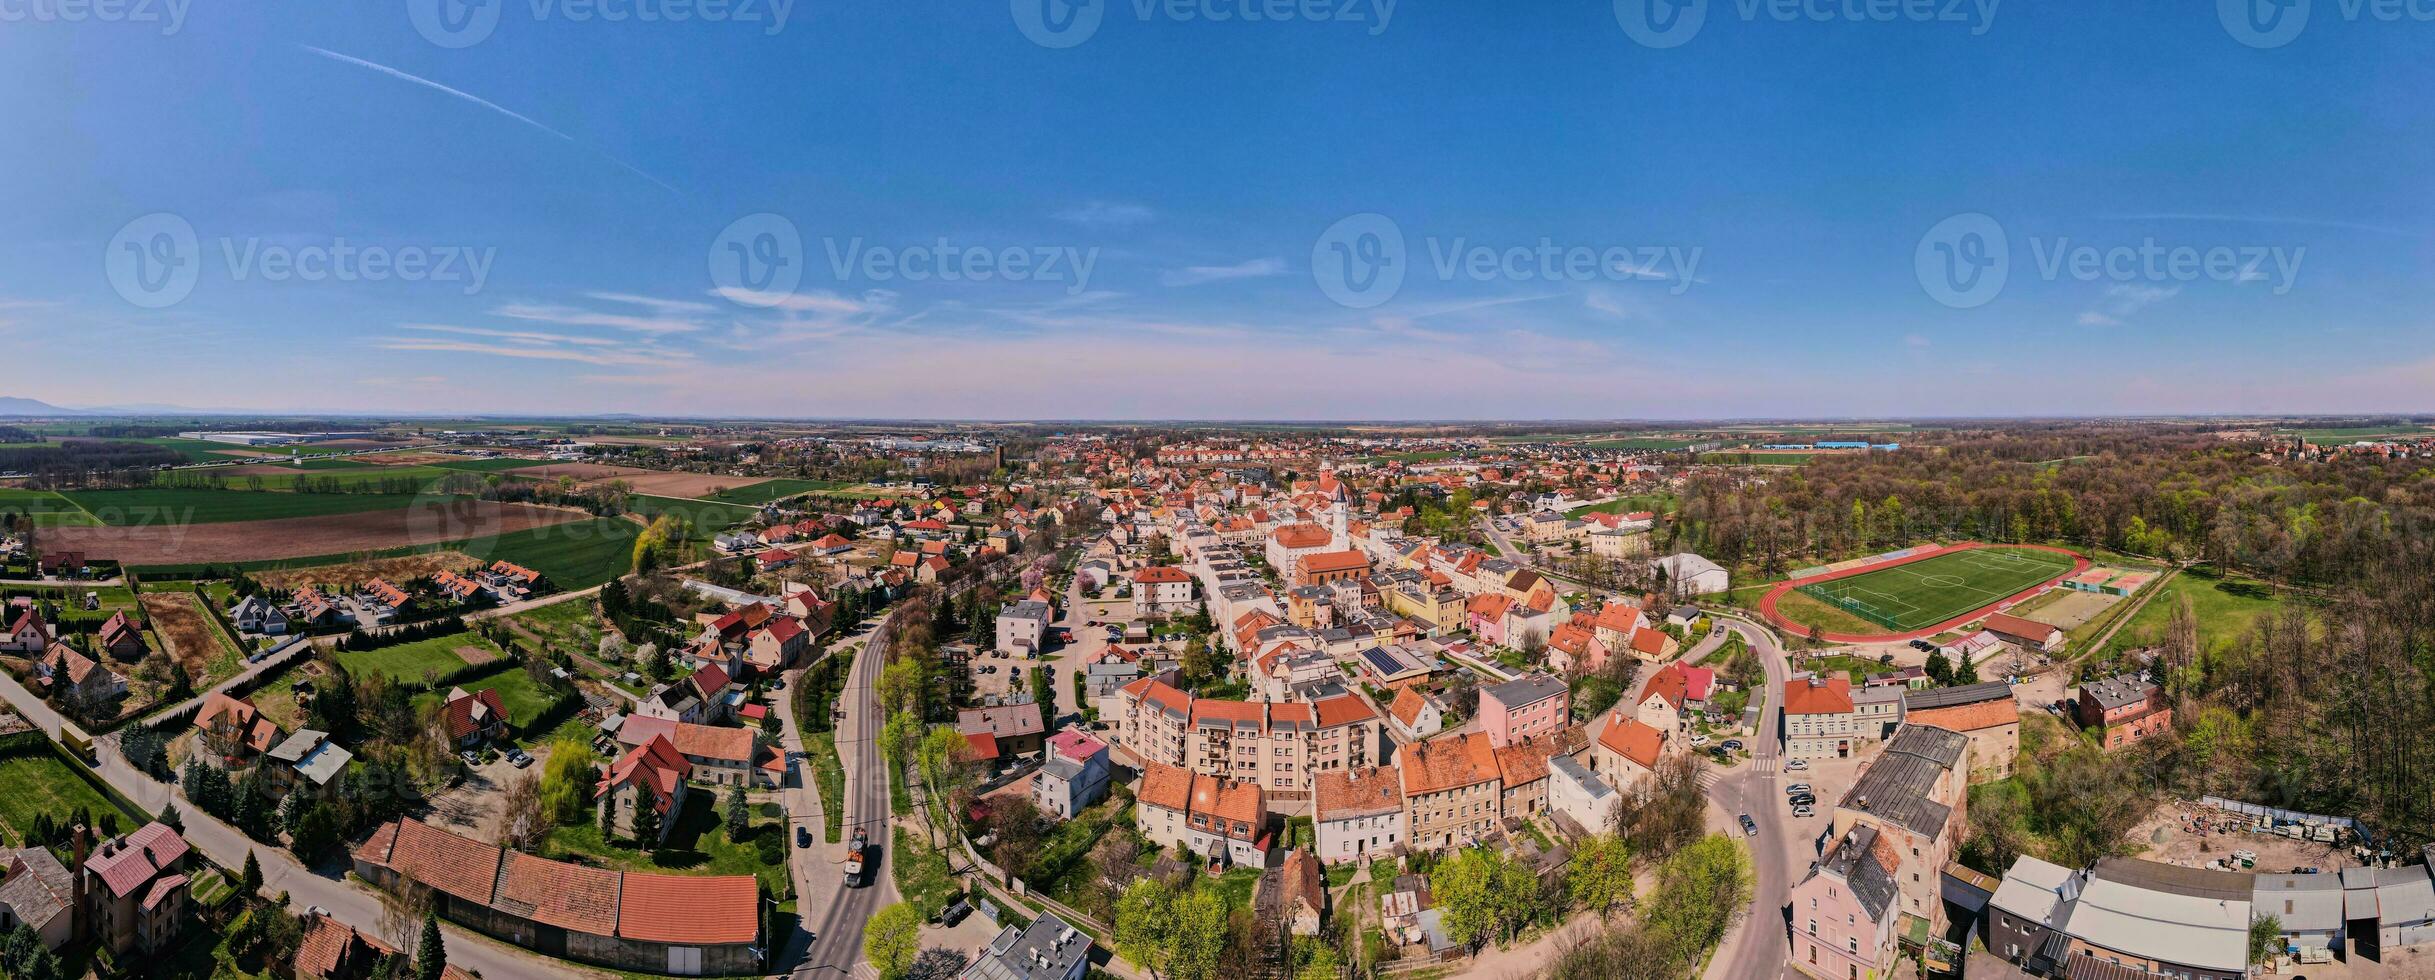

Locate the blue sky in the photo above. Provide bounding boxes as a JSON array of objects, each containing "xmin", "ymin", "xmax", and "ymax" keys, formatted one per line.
[{"xmin": 2, "ymin": 1, "xmax": 2430, "ymax": 419}]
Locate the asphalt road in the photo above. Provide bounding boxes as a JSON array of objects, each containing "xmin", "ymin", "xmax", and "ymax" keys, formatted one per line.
[
  {"xmin": 787, "ymin": 608, "xmax": 903, "ymax": 980},
  {"xmin": 1702, "ymin": 616, "xmax": 1800, "ymax": 980}
]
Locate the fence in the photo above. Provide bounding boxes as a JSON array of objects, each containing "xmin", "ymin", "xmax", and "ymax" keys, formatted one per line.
[{"xmin": 2199, "ymin": 796, "xmax": 2367, "ymax": 843}]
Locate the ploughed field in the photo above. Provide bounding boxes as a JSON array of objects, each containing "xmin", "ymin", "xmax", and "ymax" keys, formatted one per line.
[{"xmin": 41, "ymin": 499, "xmax": 590, "ymax": 565}]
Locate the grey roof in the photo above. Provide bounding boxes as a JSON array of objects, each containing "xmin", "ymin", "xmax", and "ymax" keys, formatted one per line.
[
  {"xmin": 1547, "ymin": 754, "xmax": 1611, "ymax": 800},
  {"xmin": 2253, "ymin": 873, "xmax": 2345, "ymax": 932},
  {"xmin": 1001, "ymin": 600, "xmax": 1053, "ymax": 622},
  {"xmin": 1483, "ymin": 674, "xmax": 1568, "ymax": 710},
  {"xmin": 962, "ymin": 911, "xmax": 1094, "ymax": 980},
  {"xmin": 266, "ymin": 728, "xmax": 330, "ymax": 764},
  {"xmin": 2375, "ymin": 864, "xmax": 2435, "ymax": 925},
  {"xmin": 1902, "ymin": 680, "xmax": 2015, "ymax": 712},
  {"xmin": 2079, "ymin": 673, "xmax": 2155, "ymax": 712},
  {"xmin": 1039, "ymin": 755, "xmax": 1085, "ymax": 784},
  {"xmin": 290, "ymin": 738, "xmax": 354, "ymax": 787},
  {"xmin": 1838, "ymin": 725, "xmax": 1966, "ymax": 838},
  {"xmin": 1816, "ymin": 825, "xmax": 1900, "ymax": 922},
  {"xmin": 0, "ymin": 847, "xmax": 72, "ymax": 936}
]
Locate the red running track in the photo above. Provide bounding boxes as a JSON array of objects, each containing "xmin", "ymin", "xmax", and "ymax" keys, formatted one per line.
[{"xmin": 1757, "ymin": 542, "xmax": 2090, "ymax": 643}]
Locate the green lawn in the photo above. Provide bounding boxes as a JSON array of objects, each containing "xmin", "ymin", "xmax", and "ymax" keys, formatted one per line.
[
  {"xmin": 1793, "ymin": 546, "xmax": 2077, "ymax": 632},
  {"xmin": 806, "ymin": 732, "xmax": 845, "ymax": 842},
  {"xmin": 705, "ymin": 478, "xmax": 849, "ymax": 505},
  {"xmin": 2100, "ymin": 570, "xmax": 2295, "ymax": 657},
  {"xmin": 60, "ymin": 488, "xmax": 439, "ymax": 525},
  {"xmin": 544, "ymin": 804, "xmax": 790, "ymax": 897},
  {"xmin": 412, "ymin": 664, "xmax": 556, "ymax": 730},
  {"xmin": 506, "ymin": 598, "xmax": 605, "ymax": 653},
  {"xmin": 0, "ymin": 750, "xmax": 144, "ymax": 845},
  {"xmin": 119, "ymin": 437, "xmax": 261, "ymax": 462},
  {"xmin": 1565, "ymin": 493, "xmax": 1675, "ymax": 518},
  {"xmin": 479, "ymin": 516, "xmax": 640, "ymax": 589},
  {"xmin": 1772, "ymin": 589, "xmax": 1890, "ymax": 638},
  {"xmin": 893, "ymin": 825, "xmax": 961, "ymax": 918},
  {"xmin": 337, "ymin": 632, "xmax": 494, "ymax": 683}
]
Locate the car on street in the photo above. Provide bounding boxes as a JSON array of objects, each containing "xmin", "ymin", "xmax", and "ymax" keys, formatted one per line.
[
  {"xmin": 796, "ymin": 825, "xmax": 811, "ymax": 848},
  {"xmin": 1738, "ymin": 814, "xmax": 1758, "ymax": 837}
]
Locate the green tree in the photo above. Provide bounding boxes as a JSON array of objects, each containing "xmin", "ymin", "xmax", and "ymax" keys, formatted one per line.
[
  {"xmin": 1029, "ymin": 660, "xmax": 1057, "ymax": 712},
  {"xmin": 1567, "ymin": 832, "xmax": 1633, "ymax": 920},
  {"xmin": 864, "ymin": 902, "xmax": 922, "ymax": 980},
  {"xmin": 632, "ymin": 795, "xmax": 663, "ymax": 850},
  {"xmin": 538, "ymin": 738, "xmax": 600, "ymax": 824},
  {"xmin": 1113, "ymin": 879, "xmax": 1176, "ymax": 978},
  {"xmin": 2249, "ymin": 913, "xmax": 2282, "ymax": 964},
  {"xmin": 240, "ymin": 850, "xmax": 264, "ymax": 895},
  {"xmin": 1168, "ymin": 890, "xmax": 1228, "ymax": 980},
  {"xmin": 415, "ymin": 911, "xmax": 447, "ymax": 980},
  {"xmin": 724, "ymin": 784, "xmax": 751, "ymax": 841}
]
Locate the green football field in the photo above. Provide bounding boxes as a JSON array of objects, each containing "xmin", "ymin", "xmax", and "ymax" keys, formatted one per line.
[{"xmin": 1794, "ymin": 546, "xmax": 2076, "ymax": 632}]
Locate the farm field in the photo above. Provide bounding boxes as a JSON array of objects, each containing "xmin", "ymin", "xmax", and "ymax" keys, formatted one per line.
[
  {"xmin": 0, "ymin": 749, "xmax": 143, "ymax": 845},
  {"xmin": 1581, "ymin": 436, "xmax": 1704, "ymax": 450},
  {"xmin": 103, "ymin": 437, "xmax": 261, "ymax": 462},
  {"xmin": 137, "ymin": 592, "xmax": 243, "ymax": 685},
  {"xmin": 704, "ymin": 478, "xmax": 847, "ymax": 505},
  {"xmin": 1792, "ymin": 545, "xmax": 2080, "ymax": 633},
  {"xmin": 157, "ymin": 465, "xmax": 456, "ymax": 492},
  {"xmin": 47, "ymin": 500, "xmax": 588, "ymax": 567},
  {"xmin": 2280, "ymin": 425, "xmax": 2431, "ymax": 444},
  {"xmin": 628, "ymin": 493, "xmax": 758, "ymax": 531},
  {"xmin": 249, "ymin": 551, "xmax": 486, "ymax": 591},
  {"xmin": 60, "ymin": 488, "xmax": 440, "ymax": 525},
  {"xmin": 0, "ymin": 488, "xmax": 99, "ymax": 527},
  {"xmin": 473, "ymin": 516, "xmax": 641, "ymax": 589},
  {"xmin": 338, "ymin": 632, "xmax": 501, "ymax": 683},
  {"xmin": 1701, "ymin": 451, "xmax": 1821, "ymax": 465}
]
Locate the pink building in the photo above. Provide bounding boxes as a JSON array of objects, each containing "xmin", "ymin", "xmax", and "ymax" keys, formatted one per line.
[
  {"xmin": 1477, "ymin": 674, "xmax": 1569, "ymax": 748},
  {"xmin": 1791, "ymin": 824, "xmax": 1902, "ymax": 980}
]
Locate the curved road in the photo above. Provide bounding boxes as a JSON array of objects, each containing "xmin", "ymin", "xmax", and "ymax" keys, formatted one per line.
[{"xmin": 1700, "ymin": 616, "xmax": 1798, "ymax": 980}]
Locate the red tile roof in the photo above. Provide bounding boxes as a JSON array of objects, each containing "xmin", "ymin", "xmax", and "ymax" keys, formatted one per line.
[
  {"xmin": 617, "ymin": 871, "xmax": 761, "ymax": 945},
  {"xmin": 497, "ymin": 850, "xmax": 621, "ymax": 936},
  {"xmin": 1782, "ymin": 676, "xmax": 1856, "ymax": 715},
  {"xmin": 1597, "ymin": 714, "xmax": 1667, "ymax": 770}
]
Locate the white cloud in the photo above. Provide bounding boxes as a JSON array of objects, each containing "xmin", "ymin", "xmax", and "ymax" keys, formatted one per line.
[
  {"xmin": 1161, "ymin": 257, "xmax": 1286, "ymax": 287},
  {"xmin": 2078, "ymin": 283, "xmax": 2179, "ymax": 326}
]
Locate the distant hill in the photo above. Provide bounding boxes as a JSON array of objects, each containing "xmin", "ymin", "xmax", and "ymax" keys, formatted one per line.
[{"xmin": 0, "ymin": 397, "xmax": 90, "ymax": 416}]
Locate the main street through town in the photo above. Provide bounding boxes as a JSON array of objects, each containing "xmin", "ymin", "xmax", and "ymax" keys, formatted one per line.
[{"xmin": 777, "ymin": 605, "xmax": 902, "ymax": 980}]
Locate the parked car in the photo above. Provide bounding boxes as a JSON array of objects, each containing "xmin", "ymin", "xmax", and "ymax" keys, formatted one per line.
[
  {"xmin": 939, "ymin": 898, "xmax": 972, "ymax": 926},
  {"xmin": 1789, "ymin": 794, "xmax": 1817, "ymax": 807},
  {"xmin": 797, "ymin": 826, "xmax": 812, "ymax": 848},
  {"xmin": 1791, "ymin": 804, "xmax": 1814, "ymax": 818},
  {"xmin": 1721, "ymin": 739, "xmax": 1744, "ymax": 751},
  {"xmin": 1689, "ymin": 733, "xmax": 1710, "ymax": 746},
  {"xmin": 1784, "ymin": 758, "xmax": 1809, "ymax": 771},
  {"xmin": 1878, "ymin": 653, "xmax": 1897, "ymax": 664},
  {"xmin": 1785, "ymin": 783, "xmax": 1812, "ymax": 795},
  {"xmin": 1738, "ymin": 814, "xmax": 1758, "ymax": 837}
]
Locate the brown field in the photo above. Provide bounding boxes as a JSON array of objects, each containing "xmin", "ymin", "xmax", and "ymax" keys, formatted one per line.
[
  {"xmin": 251, "ymin": 551, "xmax": 486, "ymax": 591},
  {"xmin": 45, "ymin": 501, "xmax": 589, "ymax": 565},
  {"xmin": 357, "ymin": 451, "xmax": 475, "ymax": 466},
  {"xmin": 138, "ymin": 592, "xmax": 230, "ymax": 682},
  {"xmin": 453, "ymin": 644, "xmax": 501, "ymax": 666},
  {"xmin": 510, "ymin": 463, "xmax": 754, "ymax": 499},
  {"xmin": 304, "ymin": 439, "xmax": 412, "ymax": 450}
]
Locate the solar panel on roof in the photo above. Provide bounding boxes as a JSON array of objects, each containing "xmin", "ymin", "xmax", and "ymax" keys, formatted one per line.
[{"xmin": 1363, "ymin": 649, "xmax": 1404, "ymax": 676}]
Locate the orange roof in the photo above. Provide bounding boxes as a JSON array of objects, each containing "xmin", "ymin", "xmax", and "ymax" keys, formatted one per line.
[
  {"xmin": 1400, "ymin": 732, "xmax": 1502, "ymax": 796},
  {"xmin": 1188, "ymin": 772, "xmax": 1266, "ymax": 835},
  {"xmin": 1494, "ymin": 739, "xmax": 1555, "ymax": 786},
  {"xmin": 1782, "ymin": 676, "xmax": 1856, "ymax": 715},
  {"xmin": 617, "ymin": 870, "xmax": 760, "ymax": 945},
  {"xmin": 1313, "ymin": 767, "xmax": 1403, "ymax": 820},
  {"xmin": 1983, "ymin": 612, "xmax": 2059, "ymax": 639},
  {"xmin": 1593, "ymin": 601, "xmax": 1645, "ymax": 635},
  {"xmin": 1139, "ymin": 762, "xmax": 1194, "ymax": 813},
  {"xmin": 1299, "ymin": 550, "xmax": 1371, "ymax": 575},
  {"xmin": 496, "ymin": 850, "xmax": 620, "ymax": 936},
  {"xmin": 1628, "ymin": 627, "xmax": 1670, "ymax": 656},
  {"xmin": 1907, "ymin": 698, "xmax": 2019, "ymax": 734},
  {"xmin": 1271, "ymin": 523, "xmax": 1332, "ymax": 549},
  {"xmin": 1640, "ymin": 662, "xmax": 1689, "ymax": 710},
  {"xmin": 1597, "ymin": 714, "xmax": 1667, "ymax": 770},
  {"xmin": 1389, "ymin": 687, "xmax": 1429, "ymax": 727},
  {"xmin": 1466, "ymin": 592, "xmax": 1514, "ymax": 621},
  {"xmin": 1133, "ymin": 565, "xmax": 1192, "ymax": 584},
  {"xmin": 364, "ymin": 818, "xmax": 502, "ymax": 906},
  {"xmin": 1312, "ymin": 694, "xmax": 1376, "ymax": 728}
]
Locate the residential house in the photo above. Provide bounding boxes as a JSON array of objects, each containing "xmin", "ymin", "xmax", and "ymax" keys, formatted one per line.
[
  {"xmin": 1312, "ymin": 767, "xmax": 1405, "ymax": 865},
  {"xmin": 442, "ymin": 687, "xmax": 510, "ymax": 747},
  {"xmin": 1130, "ymin": 566, "xmax": 1197, "ymax": 618},
  {"xmin": 958, "ymin": 702, "xmax": 1047, "ymax": 761},
  {"xmin": 1033, "ymin": 729, "xmax": 1113, "ymax": 819},
  {"xmin": 960, "ymin": 911, "xmax": 1093, "ymax": 980},
  {"xmin": 1589, "ymin": 710, "xmax": 1668, "ymax": 793},
  {"xmin": 196, "ymin": 691, "xmax": 283, "ymax": 762},
  {"xmin": 229, "ymin": 595, "xmax": 289, "ymax": 635},
  {"xmin": 996, "ymin": 600, "xmax": 1053, "ymax": 656},
  {"xmin": 0, "ymin": 609, "xmax": 51, "ymax": 654},
  {"xmin": 1274, "ymin": 849, "xmax": 1327, "ymax": 936},
  {"xmin": 1110, "ymin": 680, "xmax": 1379, "ymax": 799},
  {"xmin": 615, "ymin": 715, "xmax": 780, "ymax": 789},
  {"xmin": 1387, "ymin": 687, "xmax": 1443, "ymax": 741},
  {"xmin": 1784, "ymin": 676, "xmax": 1863, "ymax": 759},
  {"xmin": 1791, "ymin": 824, "xmax": 1904, "ymax": 980},
  {"xmin": 37, "ymin": 642, "xmax": 127, "ymax": 708},
  {"xmin": 1135, "ymin": 763, "xmax": 1267, "ymax": 868},
  {"xmin": 1477, "ymin": 674, "xmax": 1569, "ymax": 748},
  {"xmin": 1398, "ymin": 732, "xmax": 1504, "ymax": 851},
  {"xmin": 264, "ymin": 729, "xmax": 354, "ymax": 798},
  {"xmin": 2073, "ymin": 672, "xmax": 2173, "ymax": 749},
  {"xmin": 94, "ymin": 610, "xmax": 147, "ymax": 660},
  {"xmin": 0, "ymin": 847, "xmax": 73, "ymax": 951},
  {"xmin": 1546, "ymin": 753, "xmax": 1619, "ymax": 835},
  {"xmin": 1634, "ymin": 661, "xmax": 1712, "ymax": 734},
  {"xmin": 79, "ymin": 822, "xmax": 191, "ymax": 957},
  {"xmin": 598, "ymin": 735, "xmax": 690, "ymax": 844}
]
